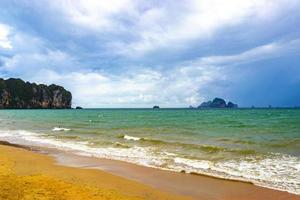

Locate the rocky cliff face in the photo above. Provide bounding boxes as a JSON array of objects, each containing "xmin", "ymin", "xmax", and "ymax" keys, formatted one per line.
[{"xmin": 0, "ymin": 78, "xmax": 72, "ymax": 109}]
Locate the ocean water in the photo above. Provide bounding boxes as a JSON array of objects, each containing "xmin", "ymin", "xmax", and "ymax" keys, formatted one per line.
[{"xmin": 0, "ymin": 109, "xmax": 299, "ymax": 194}]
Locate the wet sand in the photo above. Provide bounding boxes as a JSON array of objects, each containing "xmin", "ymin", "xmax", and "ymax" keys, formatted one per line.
[
  {"xmin": 52, "ymin": 149, "xmax": 300, "ymax": 200},
  {"xmin": 0, "ymin": 142, "xmax": 299, "ymax": 200}
]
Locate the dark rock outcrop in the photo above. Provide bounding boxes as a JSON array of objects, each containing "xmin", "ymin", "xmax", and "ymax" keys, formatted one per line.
[
  {"xmin": 227, "ymin": 101, "xmax": 238, "ymax": 108},
  {"xmin": 198, "ymin": 98, "xmax": 238, "ymax": 109},
  {"xmin": 76, "ymin": 106, "xmax": 83, "ymax": 109},
  {"xmin": 153, "ymin": 105, "xmax": 160, "ymax": 109},
  {"xmin": 199, "ymin": 101, "xmax": 212, "ymax": 108},
  {"xmin": 210, "ymin": 98, "xmax": 226, "ymax": 108},
  {"xmin": 0, "ymin": 78, "xmax": 72, "ymax": 109}
]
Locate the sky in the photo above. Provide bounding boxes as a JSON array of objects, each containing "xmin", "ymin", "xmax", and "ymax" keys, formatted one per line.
[{"xmin": 0, "ymin": 0, "xmax": 300, "ymax": 108}]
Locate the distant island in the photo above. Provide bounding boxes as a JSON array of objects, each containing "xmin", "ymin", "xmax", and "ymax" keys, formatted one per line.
[
  {"xmin": 0, "ymin": 78, "xmax": 72, "ymax": 109},
  {"xmin": 153, "ymin": 105, "xmax": 160, "ymax": 109},
  {"xmin": 197, "ymin": 97, "xmax": 238, "ymax": 109}
]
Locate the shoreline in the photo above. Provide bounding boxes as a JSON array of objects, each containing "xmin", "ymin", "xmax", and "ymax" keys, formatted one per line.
[
  {"xmin": 0, "ymin": 142, "xmax": 189, "ymax": 200},
  {"xmin": 1, "ymin": 140, "xmax": 299, "ymax": 200},
  {"xmin": 2, "ymin": 129, "xmax": 299, "ymax": 195}
]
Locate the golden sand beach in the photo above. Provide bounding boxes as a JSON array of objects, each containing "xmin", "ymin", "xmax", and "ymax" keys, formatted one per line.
[
  {"xmin": 0, "ymin": 144, "xmax": 189, "ymax": 200},
  {"xmin": 0, "ymin": 143, "xmax": 299, "ymax": 200}
]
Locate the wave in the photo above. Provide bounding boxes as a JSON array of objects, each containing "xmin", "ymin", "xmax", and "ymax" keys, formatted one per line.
[
  {"xmin": 123, "ymin": 134, "xmax": 141, "ymax": 141},
  {"xmin": 57, "ymin": 135, "xmax": 80, "ymax": 139},
  {"xmin": 52, "ymin": 127, "xmax": 71, "ymax": 131},
  {"xmin": 172, "ymin": 155, "xmax": 300, "ymax": 195},
  {"xmin": 120, "ymin": 135, "xmax": 257, "ymax": 155},
  {"xmin": 114, "ymin": 142, "xmax": 130, "ymax": 148},
  {"xmin": 0, "ymin": 129, "xmax": 299, "ymax": 195},
  {"xmin": 174, "ymin": 157, "xmax": 212, "ymax": 170}
]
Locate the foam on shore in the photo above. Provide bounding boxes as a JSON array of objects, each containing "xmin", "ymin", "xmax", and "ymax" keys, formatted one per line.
[
  {"xmin": 123, "ymin": 135, "xmax": 141, "ymax": 141},
  {"xmin": 0, "ymin": 129, "xmax": 299, "ymax": 195},
  {"xmin": 52, "ymin": 127, "xmax": 71, "ymax": 131},
  {"xmin": 0, "ymin": 143, "xmax": 185, "ymax": 200}
]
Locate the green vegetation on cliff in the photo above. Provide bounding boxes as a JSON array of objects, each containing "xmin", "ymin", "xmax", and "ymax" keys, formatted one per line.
[{"xmin": 0, "ymin": 78, "xmax": 72, "ymax": 109}]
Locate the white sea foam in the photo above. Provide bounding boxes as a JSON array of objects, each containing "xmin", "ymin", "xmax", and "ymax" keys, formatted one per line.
[
  {"xmin": 214, "ymin": 155, "xmax": 300, "ymax": 194},
  {"xmin": 0, "ymin": 129, "xmax": 159, "ymax": 168},
  {"xmin": 174, "ymin": 157, "xmax": 212, "ymax": 170},
  {"xmin": 123, "ymin": 134, "xmax": 141, "ymax": 141},
  {"xmin": 0, "ymin": 129, "xmax": 299, "ymax": 195},
  {"xmin": 162, "ymin": 151, "xmax": 176, "ymax": 156},
  {"xmin": 52, "ymin": 127, "xmax": 71, "ymax": 131},
  {"xmin": 171, "ymin": 155, "xmax": 300, "ymax": 194}
]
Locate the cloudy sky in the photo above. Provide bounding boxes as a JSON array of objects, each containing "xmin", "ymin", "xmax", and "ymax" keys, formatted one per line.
[{"xmin": 0, "ymin": 0, "xmax": 300, "ymax": 108}]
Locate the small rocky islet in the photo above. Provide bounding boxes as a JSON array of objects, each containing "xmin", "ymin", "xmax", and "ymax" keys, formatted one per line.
[{"xmin": 197, "ymin": 97, "xmax": 238, "ymax": 109}]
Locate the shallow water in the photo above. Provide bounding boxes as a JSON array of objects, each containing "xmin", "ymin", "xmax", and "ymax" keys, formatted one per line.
[{"xmin": 0, "ymin": 108, "xmax": 299, "ymax": 194}]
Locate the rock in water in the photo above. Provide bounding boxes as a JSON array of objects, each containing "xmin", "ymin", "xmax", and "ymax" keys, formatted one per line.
[
  {"xmin": 0, "ymin": 78, "xmax": 72, "ymax": 109},
  {"xmin": 199, "ymin": 101, "xmax": 212, "ymax": 108},
  {"xmin": 211, "ymin": 98, "xmax": 226, "ymax": 108},
  {"xmin": 153, "ymin": 105, "xmax": 160, "ymax": 109},
  {"xmin": 198, "ymin": 97, "xmax": 238, "ymax": 109},
  {"xmin": 227, "ymin": 101, "xmax": 238, "ymax": 108}
]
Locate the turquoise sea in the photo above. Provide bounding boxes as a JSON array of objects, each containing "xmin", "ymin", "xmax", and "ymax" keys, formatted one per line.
[{"xmin": 0, "ymin": 109, "xmax": 299, "ymax": 194}]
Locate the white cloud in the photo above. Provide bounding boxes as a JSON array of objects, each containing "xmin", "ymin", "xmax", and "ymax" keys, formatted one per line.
[
  {"xmin": 0, "ymin": 28, "xmax": 82, "ymax": 73},
  {"xmin": 0, "ymin": 23, "xmax": 12, "ymax": 49},
  {"xmin": 51, "ymin": 0, "xmax": 135, "ymax": 31},
  {"xmin": 190, "ymin": 39, "xmax": 300, "ymax": 67},
  {"xmin": 21, "ymin": 0, "xmax": 300, "ymax": 58},
  {"xmin": 110, "ymin": 0, "xmax": 298, "ymax": 57},
  {"xmin": 2, "ymin": 49, "xmax": 80, "ymax": 73}
]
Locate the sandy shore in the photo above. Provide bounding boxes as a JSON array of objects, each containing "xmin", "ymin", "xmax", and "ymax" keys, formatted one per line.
[
  {"xmin": 0, "ymin": 143, "xmax": 189, "ymax": 200},
  {"xmin": 0, "ymin": 142, "xmax": 299, "ymax": 200}
]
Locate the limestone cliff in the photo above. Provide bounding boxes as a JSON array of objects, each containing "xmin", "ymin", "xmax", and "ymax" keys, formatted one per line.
[{"xmin": 0, "ymin": 78, "xmax": 72, "ymax": 109}]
